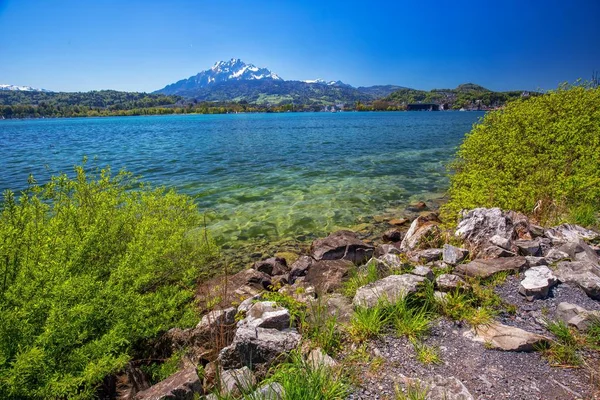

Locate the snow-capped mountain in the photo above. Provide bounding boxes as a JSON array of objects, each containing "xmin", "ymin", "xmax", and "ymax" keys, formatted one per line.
[
  {"xmin": 154, "ymin": 59, "xmax": 401, "ymax": 102},
  {"xmin": 301, "ymin": 79, "xmax": 352, "ymax": 88},
  {"xmin": 0, "ymin": 84, "xmax": 51, "ymax": 92},
  {"xmin": 157, "ymin": 59, "xmax": 282, "ymax": 94}
]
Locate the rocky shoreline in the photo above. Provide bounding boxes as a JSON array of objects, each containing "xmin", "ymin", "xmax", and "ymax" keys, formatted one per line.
[{"xmin": 132, "ymin": 207, "xmax": 600, "ymax": 400}]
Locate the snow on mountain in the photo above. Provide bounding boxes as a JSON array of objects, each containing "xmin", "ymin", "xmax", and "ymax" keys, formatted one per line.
[
  {"xmin": 0, "ymin": 84, "xmax": 51, "ymax": 92},
  {"xmin": 302, "ymin": 79, "xmax": 327, "ymax": 84},
  {"xmin": 301, "ymin": 79, "xmax": 353, "ymax": 88},
  {"xmin": 170, "ymin": 58, "xmax": 282, "ymax": 90}
]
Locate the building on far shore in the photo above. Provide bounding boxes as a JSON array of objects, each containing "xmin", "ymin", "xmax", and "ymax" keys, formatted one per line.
[{"xmin": 406, "ymin": 103, "xmax": 440, "ymax": 111}]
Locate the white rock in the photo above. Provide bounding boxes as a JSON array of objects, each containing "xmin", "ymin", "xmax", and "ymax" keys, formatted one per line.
[{"xmin": 518, "ymin": 266, "xmax": 558, "ymax": 300}]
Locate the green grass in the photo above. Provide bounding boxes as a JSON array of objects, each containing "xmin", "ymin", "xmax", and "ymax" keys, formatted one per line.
[
  {"xmin": 411, "ymin": 340, "xmax": 442, "ymax": 365},
  {"xmin": 343, "ymin": 261, "xmax": 381, "ymax": 298},
  {"xmin": 267, "ymin": 351, "xmax": 349, "ymax": 400},
  {"xmin": 585, "ymin": 318, "xmax": 600, "ymax": 349},
  {"xmin": 349, "ymin": 304, "xmax": 388, "ymax": 342},
  {"xmin": 301, "ymin": 299, "xmax": 342, "ymax": 355},
  {"xmin": 395, "ymin": 381, "xmax": 429, "ymax": 400},
  {"xmin": 538, "ymin": 320, "xmax": 582, "ymax": 366},
  {"xmin": 391, "ymin": 299, "xmax": 433, "ymax": 339}
]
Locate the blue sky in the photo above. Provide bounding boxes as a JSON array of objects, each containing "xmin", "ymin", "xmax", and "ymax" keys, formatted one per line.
[{"xmin": 0, "ymin": 0, "xmax": 598, "ymax": 92}]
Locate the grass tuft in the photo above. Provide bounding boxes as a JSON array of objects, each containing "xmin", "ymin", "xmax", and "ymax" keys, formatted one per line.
[
  {"xmin": 411, "ymin": 339, "xmax": 442, "ymax": 365},
  {"xmin": 349, "ymin": 303, "xmax": 388, "ymax": 342},
  {"xmin": 395, "ymin": 381, "xmax": 429, "ymax": 400},
  {"xmin": 268, "ymin": 350, "xmax": 349, "ymax": 400}
]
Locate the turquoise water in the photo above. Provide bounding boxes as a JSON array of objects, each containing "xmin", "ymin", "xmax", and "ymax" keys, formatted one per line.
[{"xmin": 0, "ymin": 112, "xmax": 484, "ymax": 244}]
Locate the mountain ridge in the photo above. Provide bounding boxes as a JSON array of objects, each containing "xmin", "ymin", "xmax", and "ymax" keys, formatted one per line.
[{"xmin": 154, "ymin": 59, "xmax": 404, "ymax": 104}]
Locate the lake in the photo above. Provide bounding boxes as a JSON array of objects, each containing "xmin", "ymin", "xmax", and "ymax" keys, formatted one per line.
[{"xmin": 0, "ymin": 111, "xmax": 484, "ymax": 245}]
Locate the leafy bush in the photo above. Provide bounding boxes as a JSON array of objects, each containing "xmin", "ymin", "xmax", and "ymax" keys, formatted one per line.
[
  {"xmin": 442, "ymin": 84, "xmax": 600, "ymax": 225},
  {"xmin": 0, "ymin": 164, "xmax": 217, "ymax": 399}
]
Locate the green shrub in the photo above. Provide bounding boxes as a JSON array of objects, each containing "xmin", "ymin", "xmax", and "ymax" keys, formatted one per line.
[
  {"xmin": 443, "ymin": 84, "xmax": 600, "ymax": 225},
  {"xmin": 0, "ymin": 164, "xmax": 217, "ymax": 399}
]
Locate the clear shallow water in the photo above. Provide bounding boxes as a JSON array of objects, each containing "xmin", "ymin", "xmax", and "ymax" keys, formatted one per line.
[{"xmin": 0, "ymin": 112, "xmax": 484, "ymax": 244}]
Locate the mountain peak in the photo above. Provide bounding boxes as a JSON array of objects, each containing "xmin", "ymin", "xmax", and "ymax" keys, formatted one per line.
[
  {"xmin": 157, "ymin": 59, "xmax": 282, "ymax": 94},
  {"xmin": 0, "ymin": 84, "xmax": 51, "ymax": 92}
]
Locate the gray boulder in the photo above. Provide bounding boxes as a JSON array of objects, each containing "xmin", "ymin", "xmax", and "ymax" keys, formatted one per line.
[
  {"xmin": 518, "ymin": 266, "xmax": 558, "ymax": 300},
  {"xmin": 304, "ymin": 259, "xmax": 353, "ymax": 294},
  {"xmin": 374, "ymin": 243, "xmax": 401, "ymax": 257},
  {"xmin": 524, "ymin": 256, "xmax": 549, "ymax": 267},
  {"xmin": 353, "ymin": 274, "xmax": 426, "ymax": 308},
  {"xmin": 455, "ymin": 208, "xmax": 521, "ymax": 255},
  {"xmin": 556, "ymin": 239, "xmax": 599, "ymax": 265},
  {"xmin": 435, "ymin": 274, "xmax": 471, "ymax": 292},
  {"xmin": 252, "ymin": 382, "xmax": 285, "ymax": 400},
  {"xmin": 238, "ymin": 302, "xmax": 291, "ymax": 330},
  {"xmin": 219, "ymin": 366, "xmax": 255, "ymax": 397},
  {"xmin": 322, "ymin": 293, "xmax": 354, "ymax": 323},
  {"xmin": 455, "ymin": 257, "xmax": 529, "ymax": 279},
  {"xmin": 555, "ymin": 302, "xmax": 600, "ymax": 331},
  {"xmin": 515, "ymin": 237, "xmax": 551, "ymax": 257},
  {"xmin": 135, "ymin": 366, "xmax": 202, "ymax": 400},
  {"xmin": 311, "ymin": 230, "xmax": 373, "ymax": 264},
  {"xmin": 412, "ymin": 265, "xmax": 434, "ymax": 280},
  {"xmin": 410, "ymin": 248, "xmax": 443, "ymax": 263},
  {"xmin": 554, "ymin": 261, "xmax": 600, "ymax": 300},
  {"xmin": 219, "ymin": 326, "xmax": 301, "ymax": 369},
  {"xmin": 490, "ymin": 234, "xmax": 512, "ymax": 250},
  {"xmin": 197, "ymin": 307, "xmax": 237, "ymax": 332},
  {"xmin": 442, "ymin": 244, "xmax": 469, "ymax": 265},
  {"xmin": 545, "ymin": 224, "xmax": 599, "ymax": 243},
  {"xmin": 467, "ymin": 322, "xmax": 548, "ymax": 351},
  {"xmin": 288, "ymin": 256, "xmax": 312, "ymax": 284},
  {"xmin": 400, "ymin": 213, "xmax": 442, "ymax": 251},
  {"xmin": 478, "ymin": 245, "xmax": 517, "ymax": 259},
  {"xmin": 307, "ymin": 348, "xmax": 337, "ymax": 369},
  {"xmin": 544, "ymin": 248, "xmax": 571, "ymax": 264},
  {"xmin": 373, "ymin": 253, "xmax": 404, "ymax": 273},
  {"xmin": 253, "ymin": 257, "xmax": 288, "ymax": 276}
]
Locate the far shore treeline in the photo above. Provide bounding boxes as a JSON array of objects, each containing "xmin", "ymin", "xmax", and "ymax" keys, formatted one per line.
[{"xmin": 0, "ymin": 84, "xmax": 532, "ymax": 119}]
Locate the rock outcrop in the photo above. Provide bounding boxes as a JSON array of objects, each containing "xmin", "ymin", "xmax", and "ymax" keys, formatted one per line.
[
  {"xmin": 455, "ymin": 208, "xmax": 521, "ymax": 255},
  {"xmin": 353, "ymin": 274, "xmax": 426, "ymax": 308},
  {"xmin": 311, "ymin": 230, "xmax": 374, "ymax": 264},
  {"xmin": 219, "ymin": 325, "xmax": 301, "ymax": 370},
  {"xmin": 555, "ymin": 302, "xmax": 600, "ymax": 331},
  {"xmin": 400, "ymin": 213, "xmax": 441, "ymax": 251},
  {"xmin": 554, "ymin": 261, "xmax": 600, "ymax": 300},
  {"xmin": 435, "ymin": 274, "xmax": 470, "ymax": 292},
  {"xmin": 455, "ymin": 257, "xmax": 529, "ymax": 279},
  {"xmin": 134, "ymin": 367, "xmax": 202, "ymax": 400},
  {"xmin": 442, "ymin": 244, "xmax": 469, "ymax": 265},
  {"xmin": 468, "ymin": 322, "xmax": 548, "ymax": 352}
]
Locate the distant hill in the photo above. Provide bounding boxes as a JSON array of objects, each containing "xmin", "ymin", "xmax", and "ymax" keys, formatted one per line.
[
  {"xmin": 383, "ymin": 84, "xmax": 530, "ymax": 110},
  {"xmin": 155, "ymin": 59, "xmax": 406, "ymax": 104}
]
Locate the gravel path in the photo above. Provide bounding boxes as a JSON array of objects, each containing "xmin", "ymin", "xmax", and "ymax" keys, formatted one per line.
[{"xmin": 346, "ymin": 278, "xmax": 600, "ymax": 399}]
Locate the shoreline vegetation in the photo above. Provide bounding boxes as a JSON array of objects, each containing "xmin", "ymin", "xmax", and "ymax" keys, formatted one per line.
[
  {"xmin": 0, "ymin": 83, "xmax": 599, "ymax": 399},
  {"xmin": 0, "ymin": 83, "xmax": 532, "ymax": 119}
]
